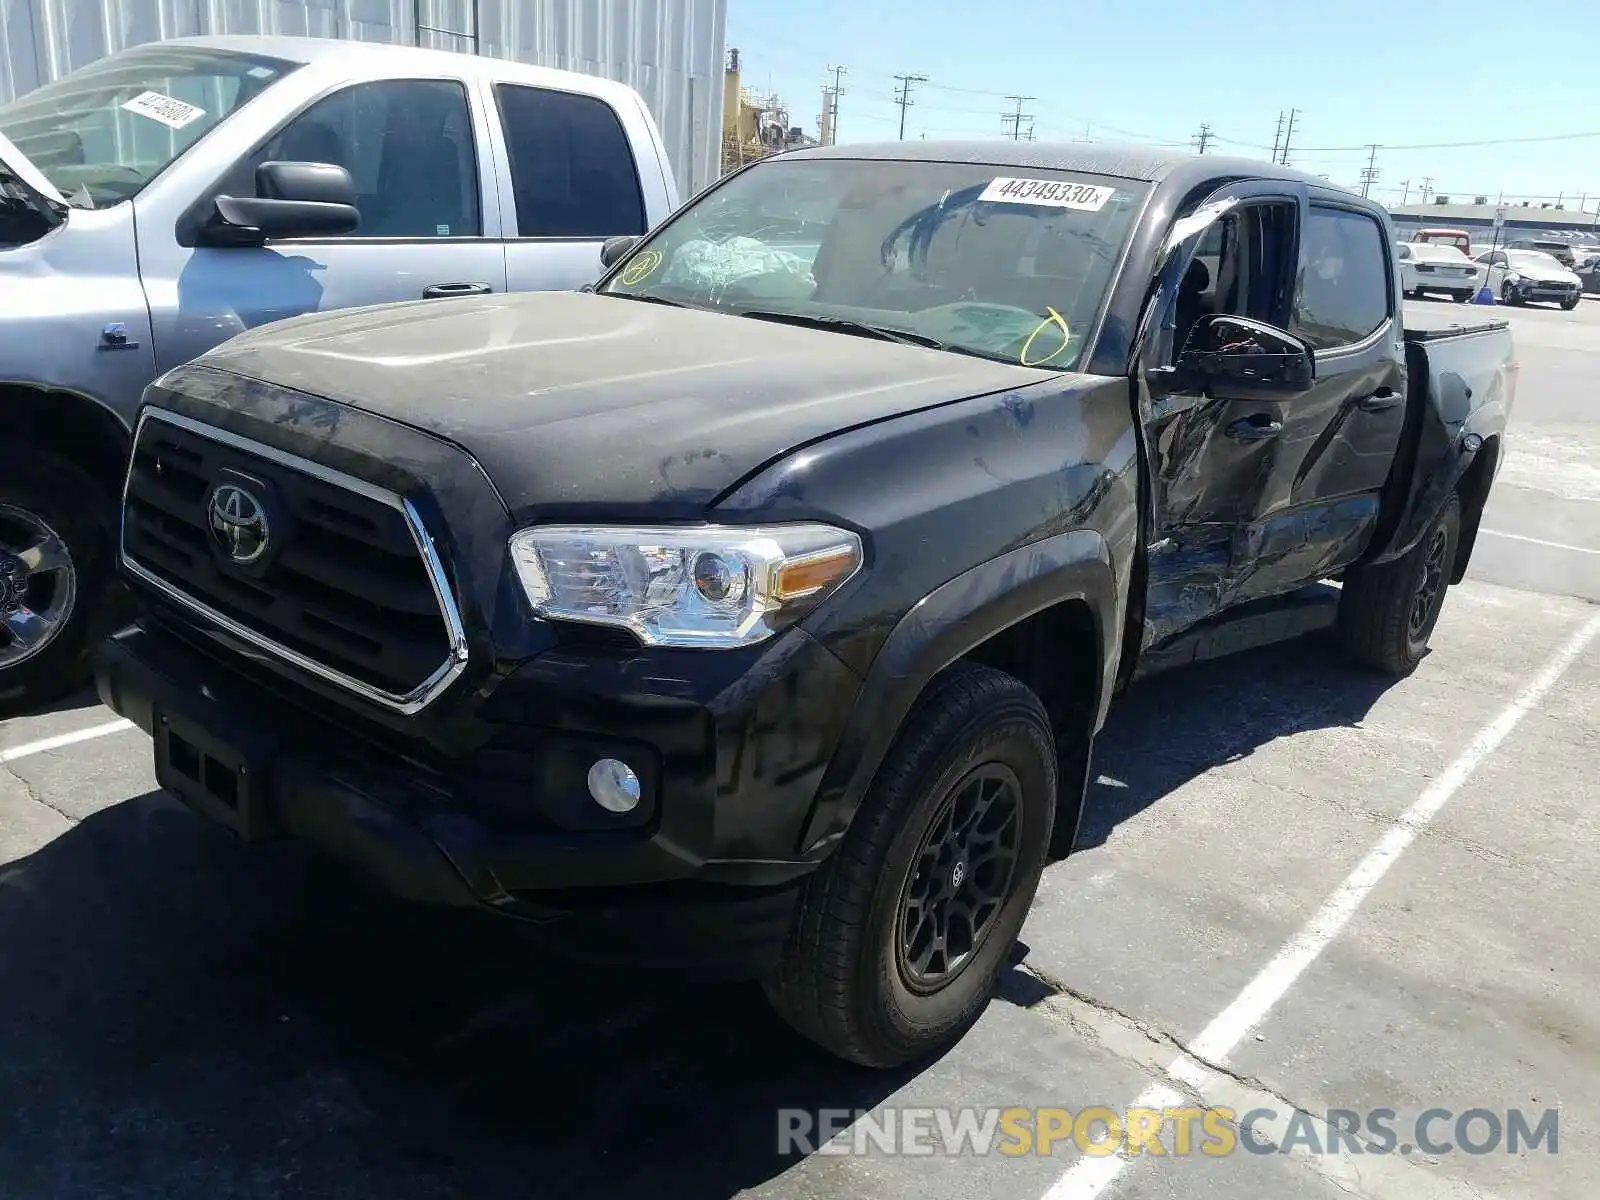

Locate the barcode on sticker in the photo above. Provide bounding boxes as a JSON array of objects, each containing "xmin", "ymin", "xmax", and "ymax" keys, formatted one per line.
[
  {"xmin": 979, "ymin": 177, "xmax": 1115, "ymax": 211},
  {"xmin": 121, "ymin": 90, "xmax": 206, "ymax": 129}
]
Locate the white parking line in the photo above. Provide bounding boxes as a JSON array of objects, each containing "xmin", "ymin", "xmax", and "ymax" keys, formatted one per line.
[
  {"xmin": 1042, "ymin": 607, "xmax": 1600, "ymax": 1200},
  {"xmin": 0, "ymin": 719, "xmax": 136, "ymax": 764},
  {"xmin": 1480, "ymin": 528, "xmax": 1600, "ymax": 556}
]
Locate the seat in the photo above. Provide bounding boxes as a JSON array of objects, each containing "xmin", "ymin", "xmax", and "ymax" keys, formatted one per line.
[{"xmin": 367, "ymin": 91, "xmax": 471, "ymax": 237}]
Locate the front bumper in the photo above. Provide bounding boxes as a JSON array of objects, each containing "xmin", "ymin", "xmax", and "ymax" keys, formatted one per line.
[
  {"xmin": 1508, "ymin": 279, "xmax": 1579, "ymax": 303},
  {"xmin": 96, "ymin": 619, "xmax": 862, "ymax": 974}
]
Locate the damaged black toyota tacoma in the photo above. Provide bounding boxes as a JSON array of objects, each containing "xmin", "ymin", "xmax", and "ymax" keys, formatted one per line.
[{"xmin": 97, "ymin": 143, "xmax": 1517, "ymax": 1068}]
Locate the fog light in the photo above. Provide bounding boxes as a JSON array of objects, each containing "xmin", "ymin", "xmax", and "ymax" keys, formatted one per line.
[{"xmin": 586, "ymin": 758, "xmax": 641, "ymax": 813}]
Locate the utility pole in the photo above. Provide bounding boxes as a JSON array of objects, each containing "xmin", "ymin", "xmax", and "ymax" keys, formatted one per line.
[
  {"xmin": 825, "ymin": 65, "xmax": 846, "ymax": 145},
  {"xmin": 1359, "ymin": 144, "xmax": 1380, "ymax": 198},
  {"xmin": 1270, "ymin": 111, "xmax": 1285, "ymax": 163},
  {"xmin": 1279, "ymin": 108, "xmax": 1299, "ymax": 165},
  {"xmin": 1001, "ymin": 95, "xmax": 1036, "ymax": 141},
  {"xmin": 1024, "ymin": 120, "xmax": 1037, "ymax": 142},
  {"xmin": 1398, "ymin": 179, "xmax": 1411, "ymax": 205},
  {"xmin": 1192, "ymin": 123, "xmax": 1213, "ymax": 154},
  {"xmin": 1420, "ymin": 176, "xmax": 1434, "ymax": 203},
  {"xmin": 893, "ymin": 73, "xmax": 927, "ymax": 141}
]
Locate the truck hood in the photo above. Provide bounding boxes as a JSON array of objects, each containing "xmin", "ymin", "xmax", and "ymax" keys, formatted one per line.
[
  {"xmin": 197, "ymin": 290, "xmax": 1061, "ymax": 515},
  {"xmin": 0, "ymin": 131, "xmax": 68, "ymax": 228}
]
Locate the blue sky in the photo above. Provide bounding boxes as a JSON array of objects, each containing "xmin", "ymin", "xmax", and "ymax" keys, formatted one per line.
[{"xmin": 725, "ymin": 0, "xmax": 1600, "ymax": 211}]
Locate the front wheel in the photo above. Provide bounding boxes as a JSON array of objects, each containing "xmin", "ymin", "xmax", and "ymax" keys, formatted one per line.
[
  {"xmin": 0, "ymin": 448, "xmax": 118, "ymax": 712},
  {"xmin": 1337, "ymin": 492, "xmax": 1461, "ymax": 676},
  {"xmin": 763, "ymin": 662, "xmax": 1056, "ymax": 1067},
  {"xmin": 1561, "ymin": 296, "xmax": 1580, "ymax": 311},
  {"xmin": 1501, "ymin": 281, "xmax": 1522, "ymax": 306}
]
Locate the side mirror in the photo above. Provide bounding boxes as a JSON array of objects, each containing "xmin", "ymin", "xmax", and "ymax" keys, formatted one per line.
[
  {"xmin": 199, "ymin": 160, "xmax": 360, "ymax": 247},
  {"xmin": 1174, "ymin": 314, "xmax": 1315, "ymax": 397},
  {"xmin": 600, "ymin": 234, "xmax": 640, "ymax": 269}
]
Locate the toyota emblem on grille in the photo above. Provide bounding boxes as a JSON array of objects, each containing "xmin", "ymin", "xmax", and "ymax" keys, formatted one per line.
[{"xmin": 207, "ymin": 482, "xmax": 271, "ymax": 564}]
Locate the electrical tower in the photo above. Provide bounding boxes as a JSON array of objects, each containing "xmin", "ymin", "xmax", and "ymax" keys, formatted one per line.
[
  {"xmin": 1002, "ymin": 95, "xmax": 1036, "ymax": 141},
  {"xmin": 893, "ymin": 74, "xmax": 928, "ymax": 141},
  {"xmin": 1359, "ymin": 144, "xmax": 1380, "ymax": 198},
  {"xmin": 1278, "ymin": 108, "xmax": 1299, "ymax": 165},
  {"xmin": 1193, "ymin": 123, "xmax": 1213, "ymax": 155},
  {"xmin": 825, "ymin": 65, "xmax": 846, "ymax": 145}
]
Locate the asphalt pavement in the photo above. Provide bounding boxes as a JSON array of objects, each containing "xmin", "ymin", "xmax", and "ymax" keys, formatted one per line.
[{"xmin": 1, "ymin": 299, "xmax": 1596, "ymax": 1200}]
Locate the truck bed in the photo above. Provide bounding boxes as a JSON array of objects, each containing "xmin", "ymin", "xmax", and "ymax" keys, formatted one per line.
[{"xmin": 1401, "ymin": 302, "xmax": 1511, "ymax": 343}]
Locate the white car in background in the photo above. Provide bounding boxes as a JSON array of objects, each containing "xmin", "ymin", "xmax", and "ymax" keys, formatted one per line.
[
  {"xmin": 1396, "ymin": 241, "xmax": 1482, "ymax": 302},
  {"xmin": 1475, "ymin": 247, "xmax": 1584, "ymax": 309}
]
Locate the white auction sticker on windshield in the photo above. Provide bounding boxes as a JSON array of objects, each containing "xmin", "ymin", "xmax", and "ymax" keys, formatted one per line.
[
  {"xmin": 120, "ymin": 90, "xmax": 206, "ymax": 129},
  {"xmin": 979, "ymin": 177, "xmax": 1115, "ymax": 211}
]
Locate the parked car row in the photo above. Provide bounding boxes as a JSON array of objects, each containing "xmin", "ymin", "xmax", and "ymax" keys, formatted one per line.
[{"xmin": 1398, "ymin": 227, "xmax": 1587, "ymax": 308}]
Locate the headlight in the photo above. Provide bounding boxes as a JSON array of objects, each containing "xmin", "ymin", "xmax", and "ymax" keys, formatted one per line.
[{"xmin": 508, "ymin": 523, "xmax": 863, "ymax": 648}]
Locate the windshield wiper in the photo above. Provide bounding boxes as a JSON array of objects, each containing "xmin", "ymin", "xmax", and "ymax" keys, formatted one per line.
[
  {"xmin": 601, "ymin": 291, "xmax": 689, "ymax": 307},
  {"xmin": 736, "ymin": 310, "xmax": 948, "ymax": 350}
]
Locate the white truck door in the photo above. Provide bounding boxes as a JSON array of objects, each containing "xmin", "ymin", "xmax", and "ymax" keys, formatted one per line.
[
  {"xmin": 138, "ymin": 75, "xmax": 509, "ymax": 373},
  {"xmin": 487, "ymin": 80, "xmax": 657, "ymax": 293}
]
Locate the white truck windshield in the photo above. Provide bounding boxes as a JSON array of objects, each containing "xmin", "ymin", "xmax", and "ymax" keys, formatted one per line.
[{"xmin": 0, "ymin": 45, "xmax": 298, "ymax": 208}]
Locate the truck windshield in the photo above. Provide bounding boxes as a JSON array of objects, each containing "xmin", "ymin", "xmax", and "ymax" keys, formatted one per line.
[
  {"xmin": 0, "ymin": 45, "xmax": 299, "ymax": 209},
  {"xmin": 599, "ymin": 157, "xmax": 1148, "ymax": 369}
]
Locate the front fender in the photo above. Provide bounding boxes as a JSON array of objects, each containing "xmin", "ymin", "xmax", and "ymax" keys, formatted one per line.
[{"xmin": 795, "ymin": 527, "xmax": 1117, "ymax": 857}]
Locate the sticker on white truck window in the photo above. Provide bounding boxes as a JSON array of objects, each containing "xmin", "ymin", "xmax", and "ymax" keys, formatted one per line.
[
  {"xmin": 978, "ymin": 177, "xmax": 1115, "ymax": 211},
  {"xmin": 121, "ymin": 90, "xmax": 206, "ymax": 129}
]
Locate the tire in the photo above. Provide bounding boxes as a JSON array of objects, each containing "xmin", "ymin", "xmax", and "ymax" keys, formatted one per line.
[
  {"xmin": 1337, "ymin": 492, "xmax": 1461, "ymax": 676},
  {"xmin": 0, "ymin": 448, "xmax": 120, "ymax": 712},
  {"xmin": 1501, "ymin": 281, "xmax": 1522, "ymax": 306},
  {"xmin": 1561, "ymin": 297, "xmax": 1580, "ymax": 311},
  {"xmin": 763, "ymin": 662, "xmax": 1056, "ymax": 1068},
  {"xmin": 1454, "ymin": 291, "xmax": 1472, "ymax": 303}
]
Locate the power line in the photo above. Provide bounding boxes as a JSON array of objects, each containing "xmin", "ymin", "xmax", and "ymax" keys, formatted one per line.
[
  {"xmin": 1002, "ymin": 95, "xmax": 1036, "ymax": 141},
  {"xmin": 1359, "ymin": 144, "xmax": 1380, "ymax": 198},
  {"xmin": 1279, "ymin": 108, "xmax": 1299, "ymax": 165},
  {"xmin": 824, "ymin": 64, "xmax": 846, "ymax": 144},
  {"xmin": 892, "ymin": 74, "xmax": 928, "ymax": 141}
]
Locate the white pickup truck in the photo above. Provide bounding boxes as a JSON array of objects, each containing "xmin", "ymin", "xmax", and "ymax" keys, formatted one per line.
[{"xmin": 0, "ymin": 34, "xmax": 679, "ymax": 709}]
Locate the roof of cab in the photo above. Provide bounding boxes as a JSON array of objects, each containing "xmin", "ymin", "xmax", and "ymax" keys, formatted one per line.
[
  {"xmin": 781, "ymin": 139, "xmax": 1355, "ymax": 198},
  {"xmin": 146, "ymin": 34, "xmax": 641, "ymax": 102}
]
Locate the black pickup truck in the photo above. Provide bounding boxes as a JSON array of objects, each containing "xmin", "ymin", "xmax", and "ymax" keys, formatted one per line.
[{"xmin": 96, "ymin": 143, "xmax": 1517, "ymax": 1068}]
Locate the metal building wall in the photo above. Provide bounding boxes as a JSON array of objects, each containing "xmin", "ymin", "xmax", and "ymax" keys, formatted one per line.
[{"xmin": 0, "ymin": 0, "xmax": 726, "ymax": 196}]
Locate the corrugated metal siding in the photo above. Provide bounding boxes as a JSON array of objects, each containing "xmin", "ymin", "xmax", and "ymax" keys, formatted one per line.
[{"xmin": 0, "ymin": 0, "xmax": 725, "ymax": 195}]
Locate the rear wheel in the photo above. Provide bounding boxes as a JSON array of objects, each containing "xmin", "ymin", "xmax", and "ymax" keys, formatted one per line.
[
  {"xmin": 0, "ymin": 449, "xmax": 118, "ymax": 712},
  {"xmin": 763, "ymin": 662, "xmax": 1056, "ymax": 1067},
  {"xmin": 1453, "ymin": 290, "xmax": 1472, "ymax": 303},
  {"xmin": 1337, "ymin": 492, "xmax": 1461, "ymax": 676}
]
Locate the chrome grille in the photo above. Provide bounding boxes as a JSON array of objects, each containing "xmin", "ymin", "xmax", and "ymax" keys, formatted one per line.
[{"xmin": 120, "ymin": 408, "xmax": 468, "ymax": 713}]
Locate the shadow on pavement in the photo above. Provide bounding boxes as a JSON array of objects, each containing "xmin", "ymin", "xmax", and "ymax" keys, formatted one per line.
[
  {"xmin": 0, "ymin": 795, "xmax": 929, "ymax": 1199},
  {"xmin": 0, "ymin": 633, "xmax": 1399, "ymax": 1198},
  {"xmin": 1076, "ymin": 632, "xmax": 1396, "ymax": 849}
]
